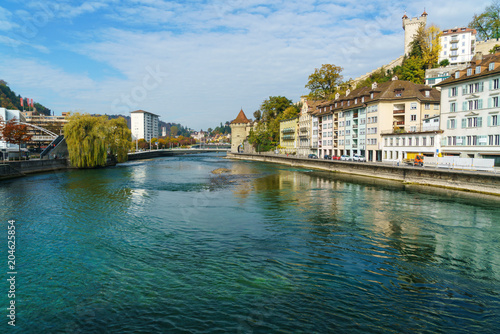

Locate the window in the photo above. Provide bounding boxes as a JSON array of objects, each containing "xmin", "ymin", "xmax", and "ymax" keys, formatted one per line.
[
  {"xmin": 489, "ymin": 63, "xmax": 495, "ymax": 71},
  {"xmin": 467, "ymin": 68, "xmax": 472, "ymax": 76},
  {"xmin": 402, "ymin": 138, "xmax": 405, "ymax": 146},
  {"xmin": 494, "ymin": 79, "xmax": 499, "ymax": 90},
  {"xmin": 425, "ymin": 103, "xmax": 430, "ymax": 110},
  {"xmin": 430, "ymin": 136, "xmax": 434, "ymax": 146},
  {"xmin": 410, "ymin": 114, "xmax": 417, "ymax": 121},
  {"xmin": 415, "ymin": 137, "xmax": 419, "ymax": 146},
  {"xmin": 424, "ymin": 114, "xmax": 429, "ymax": 119},
  {"xmin": 450, "ymin": 102, "xmax": 456, "ymax": 112},
  {"xmin": 423, "ymin": 137, "xmax": 427, "ymax": 146},
  {"xmin": 451, "ymin": 87, "xmax": 457, "ymax": 96},
  {"xmin": 408, "ymin": 138, "xmax": 412, "ymax": 146},
  {"xmin": 410, "ymin": 126, "xmax": 417, "ymax": 132},
  {"xmin": 494, "ymin": 97, "xmax": 499, "ymax": 108},
  {"xmin": 455, "ymin": 72, "xmax": 460, "ymax": 79},
  {"xmin": 492, "ymin": 115, "xmax": 498, "ymax": 125},
  {"xmin": 450, "ymin": 119, "xmax": 456, "ymax": 129},
  {"xmin": 411, "ymin": 103, "xmax": 417, "ymax": 110},
  {"xmin": 434, "ymin": 104, "xmax": 439, "ymax": 110}
]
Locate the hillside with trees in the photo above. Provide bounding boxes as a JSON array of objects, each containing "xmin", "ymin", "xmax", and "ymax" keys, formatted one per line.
[{"xmin": 0, "ymin": 80, "xmax": 52, "ymax": 115}]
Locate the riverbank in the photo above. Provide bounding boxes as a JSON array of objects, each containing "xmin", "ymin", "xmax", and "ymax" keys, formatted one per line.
[
  {"xmin": 227, "ymin": 152, "xmax": 500, "ymax": 196},
  {"xmin": 0, "ymin": 159, "xmax": 69, "ymax": 180}
]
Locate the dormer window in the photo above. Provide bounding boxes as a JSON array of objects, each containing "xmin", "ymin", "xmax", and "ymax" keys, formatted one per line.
[
  {"xmin": 341, "ymin": 101, "xmax": 344, "ymax": 106},
  {"xmin": 355, "ymin": 98, "xmax": 358, "ymax": 104},
  {"xmin": 370, "ymin": 93, "xmax": 374, "ymax": 99},
  {"xmin": 335, "ymin": 102, "xmax": 337, "ymax": 108},
  {"xmin": 395, "ymin": 89, "xmax": 402, "ymax": 97},
  {"xmin": 330, "ymin": 105, "xmax": 332, "ymax": 111},
  {"xmin": 361, "ymin": 97, "xmax": 365, "ymax": 103},
  {"xmin": 455, "ymin": 72, "xmax": 460, "ymax": 79},
  {"xmin": 347, "ymin": 100, "xmax": 350, "ymax": 106},
  {"xmin": 425, "ymin": 91, "xmax": 430, "ymax": 97},
  {"xmin": 476, "ymin": 66, "xmax": 481, "ymax": 74},
  {"xmin": 467, "ymin": 68, "xmax": 472, "ymax": 76},
  {"xmin": 490, "ymin": 62, "xmax": 495, "ymax": 71}
]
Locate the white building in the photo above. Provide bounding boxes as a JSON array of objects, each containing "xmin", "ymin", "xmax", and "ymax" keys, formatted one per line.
[
  {"xmin": 130, "ymin": 110, "xmax": 159, "ymax": 142},
  {"xmin": 0, "ymin": 108, "xmax": 27, "ymax": 159},
  {"xmin": 436, "ymin": 51, "xmax": 500, "ymax": 165},
  {"xmin": 297, "ymin": 98, "xmax": 319, "ymax": 157},
  {"xmin": 439, "ymin": 27, "xmax": 477, "ymax": 66}
]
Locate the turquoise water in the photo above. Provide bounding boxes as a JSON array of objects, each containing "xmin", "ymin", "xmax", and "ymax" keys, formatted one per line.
[{"xmin": 1, "ymin": 153, "xmax": 499, "ymax": 333}]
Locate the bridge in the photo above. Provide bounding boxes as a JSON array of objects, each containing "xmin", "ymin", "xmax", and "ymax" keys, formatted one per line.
[{"xmin": 127, "ymin": 148, "xmax": 229, "ymax": 161}]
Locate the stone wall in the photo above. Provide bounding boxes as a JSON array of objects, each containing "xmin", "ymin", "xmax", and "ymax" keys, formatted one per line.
[
  {"xmin": 0, "ymin": 159, "xmax": 69, "ymax": 180},
  {"xmin": 228, "ymin": 153, "xmax": 500, "ymax": 196}
]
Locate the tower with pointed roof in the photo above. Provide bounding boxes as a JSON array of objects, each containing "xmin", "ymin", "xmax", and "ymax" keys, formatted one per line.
[
  {"xmin": 230, "ymin": 109, "xmax": 252, "ymax": 153},
  {"xmin": 402, "ymin": 10, "xmax": 428, "ymax": 56}
]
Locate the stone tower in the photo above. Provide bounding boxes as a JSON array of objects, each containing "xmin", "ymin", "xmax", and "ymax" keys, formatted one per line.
[
  {"xmin": 402, "ymin": 10, "xmax": 427, "ymax": 56},
  {"xmin": 230, "ymin": 109, "xmax": 252, "ymax": 153}
]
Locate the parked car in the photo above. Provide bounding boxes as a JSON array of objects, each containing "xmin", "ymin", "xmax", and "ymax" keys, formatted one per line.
[
  {"xmin": 353, "ymin": 154, "xmax": 366, "ymax": 162},
  {"xmin": 332, "ymin": 155, "xmax": 341, "ymax": 160},
  {"xmin": 308, "ymin": 154, "xmax": 318, "ymax": 159},
  {"xmin": 340, "ymin": 155, "xmax": 352, "ymax": 161},
  {"xmin": 324, "ymin": 155, "xmax": 331, "ymax": 160}
]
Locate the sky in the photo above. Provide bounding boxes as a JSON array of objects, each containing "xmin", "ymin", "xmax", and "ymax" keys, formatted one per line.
[{"xmin": 0, "ymin": 0, "xmax": 493, "ymax": 130}]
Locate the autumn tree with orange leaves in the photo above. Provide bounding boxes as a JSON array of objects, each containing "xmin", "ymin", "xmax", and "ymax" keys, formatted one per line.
[{"xmin": 0, "ymin": 118, "xmax": 32, "ymax": 157}]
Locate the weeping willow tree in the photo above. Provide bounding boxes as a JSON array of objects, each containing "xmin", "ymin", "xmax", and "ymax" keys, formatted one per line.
[{"xmin": 64, "ymin": 113, "xmax": 131, "ymax": 168}]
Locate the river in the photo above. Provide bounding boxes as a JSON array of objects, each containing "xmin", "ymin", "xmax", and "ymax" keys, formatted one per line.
[{"xmin": 1, "ymin": 153, "xmax": 499, "ymax": 333}]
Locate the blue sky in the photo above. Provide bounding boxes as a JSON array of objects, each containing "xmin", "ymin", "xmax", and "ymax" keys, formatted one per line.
[{"xmin": 0, "ymin": 0, "xmax": 492, "ymax": 130}]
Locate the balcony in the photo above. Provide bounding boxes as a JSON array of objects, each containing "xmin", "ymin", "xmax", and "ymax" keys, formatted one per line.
[
  {"xmin": 393, "ymin": 109, "xmax": 405, "ymax": 114},
  {"xmin": 394, "ymin": 121, "xmax": 405, "ymax": 126},
  {"xmin": 352, "ymin": 144, "xmax": 358, "ymax": 148},
  {"xmin": 282, "ymin": 134, "xmax": 295, "ymax": 140},
  {"xmin": 282, "ymin": 128, "xmax": 295, "ymax": 134},
  {"xmin": 352, "ymin": 133, "xmax": 358, "ymax": 138},
  {"xmin": 353, "ymin": 113, "xmax": 358, "ymax": 118},
  {"xmin": 300, "ymin": 127, "xmax": 308, "ymax": 133},
  {"xmin": 352, "ymin": 124, "xmax": 358, "ymax": 128}
]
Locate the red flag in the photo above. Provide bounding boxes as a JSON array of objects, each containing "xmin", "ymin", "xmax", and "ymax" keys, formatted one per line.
[
  {"xmin": 20, "ymin": 97, "xmax": 23, "ymax": 107},
  {"xmin": 31, "ymin": 99, "xmax": 33, "ymax": 107}
]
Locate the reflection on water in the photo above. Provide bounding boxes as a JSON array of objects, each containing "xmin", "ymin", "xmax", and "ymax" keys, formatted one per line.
[{"xmin": 0, "ymin": 153, "xmax": 499, "ymax": 333}]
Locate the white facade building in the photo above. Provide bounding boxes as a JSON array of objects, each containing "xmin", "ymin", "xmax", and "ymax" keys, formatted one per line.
[
  {"xmin": 439, "ymin": 27, "xmax": 477, "ymax": 66},
  {"xmin": 436, "ymin": 52, "xmax": 500, "ymax": 165},
  {"xmin": 130, "ymin": 110, "xmax": 159, "ymax": 142}
]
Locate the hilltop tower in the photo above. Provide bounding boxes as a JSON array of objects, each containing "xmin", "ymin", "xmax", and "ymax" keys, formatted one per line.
[
  {"xmin": 402, "ymin": 10, "xmax": 427, "ymax": 56},
  {"xmin": 230, "ymin": 109, "xmax": 252, "ymax": 153}
]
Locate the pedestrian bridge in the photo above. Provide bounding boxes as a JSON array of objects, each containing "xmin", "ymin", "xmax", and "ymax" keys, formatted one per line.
[{"xmin": 128, "ymin": 148, "xmax": 229, "ymax": 161}]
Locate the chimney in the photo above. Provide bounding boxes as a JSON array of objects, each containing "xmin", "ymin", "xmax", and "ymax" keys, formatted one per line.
[{"xmin": 476, "ymin": 51, "xmax": 483, "ymax": 62}]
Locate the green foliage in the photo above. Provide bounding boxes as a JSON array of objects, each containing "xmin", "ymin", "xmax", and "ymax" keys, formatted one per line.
[
  {"xmin": 64, "ymin": 113, "xmax": 131, "ymax": 168},
  {"xmin": 400, "ymin": 57, "xmax": 425, "ymax": 84},
  {"xmin": 247, "ymin": 96, "xmax": 297, "ymax": 152},
  {"xmin": 0, "ymin": 80, "xmax": 51, "ymax": 114},
  {"xmin": 305, "ymin": 64, "xmax": 344, "ymax": 100},
  {"xmin": 439, "ymin": 59, "xmax": 450, "ymax": 67},
  {"xmin": 170, "ymin": 125, "xmax": 178, "ymax": 136},
  {"xmin": 489, "ymin": 44, "xmax": 500, "ymax": 53},
  {"xmin": 211, "ymin": 122, "xmax": 231, "ymax": 136},
  {"xmin": 469, "ymin": 1, "xmax": 500, "ymax": 40}
]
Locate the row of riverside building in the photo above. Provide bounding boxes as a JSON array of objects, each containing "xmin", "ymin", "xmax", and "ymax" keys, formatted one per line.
[{"xmin": 231, "ymin": 50, "xmax": 500, "ymax": 165}]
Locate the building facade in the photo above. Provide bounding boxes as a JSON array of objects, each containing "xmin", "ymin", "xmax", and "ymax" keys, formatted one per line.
[
  {"xmin": 130, "ymin": 110, "xmax": 159, "ymax": 142},
  {"xmin": 279, "ymin": 117, "xmax": 298, "ymax": 155},
  {"xmin": 439, "ymin": 27, "xmax": 477, "ymax": 66},
  {"xmin": 297, "ymin": 98, "xmax": 319, "ymax": 157},
  {"xmin": 436, "ymin": 51, "xmax": 500, "ymax": 164},
  {"xmin": 312, "ymin": 80, "xmax": 441, "ymax": 162}
]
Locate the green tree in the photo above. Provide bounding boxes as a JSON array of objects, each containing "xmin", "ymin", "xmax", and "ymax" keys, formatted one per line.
[
  {"xmin": 64, "ymin": 113, "xmax": 131, "ymax": 168},
  {"xmin": 400, "ymin": 57, "xmax": 425, "ymax": 84},
  {"xmin": 469, "ymin": 1, "xmax": 500, "ymax": 40},
  {"xmin": 439, "ymin": 59, "xmax": 450, "ymax": 67},
  {"xmin": 170, "ymin": 125, "xmax": 178, "ymax": 136},
  {"xmin": 305, "ymin": 64, "xmax": 344, "ymax": 100},
  {"xmin": 253, "ymin": 110, "xmax": 262, "ymax": 122}
]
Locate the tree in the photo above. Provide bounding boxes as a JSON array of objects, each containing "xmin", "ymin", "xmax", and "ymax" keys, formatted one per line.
[
  {"xmin": 400, "ymin": 57, "xmax": 425, "ymax": 84},
  {"xmin": 469, "ymin": 1, "xmax": 500, "ymax": 40},
  {"xmin": 489, "ymin": 44, "xmax": 500, "ymax": 53},
  {"xmin": 0, "ymin": 118, "xmax": 32, "ymax": 157},
  {"xmin": 64, "ymin": 113, "xmax": 131, "ymax": 168},
  {"xmin": 305, "ymin": 64, "xmax": 344, "ymax": 100},
  {"xmin": 439, "ymin": 59, "xmax": 450, "ymax": 67},
  {"xmin": 170, "ymin": 125, "xmax": 178, "ymax": 136},
  {"xmin": 253, "ymin": 110, "xmax": 262, "ymax": 122},
  {"xmin": 422, "ymin": 25, "xmax": 442, "ymax": 69}
]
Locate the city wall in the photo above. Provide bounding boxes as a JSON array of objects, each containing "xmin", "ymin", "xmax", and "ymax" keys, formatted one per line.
[{"xmin": 228, "ymin": 153, "xmax": 500, "ymax": 196}]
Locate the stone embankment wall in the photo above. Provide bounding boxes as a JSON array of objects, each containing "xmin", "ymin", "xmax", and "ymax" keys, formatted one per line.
[
  {"xmin": 0, "ymin": 159, "xmax": 69, "ymax": 180},
  {"xmin": 228, "ymin": 153, "xmax": 500, "ymax": 196}
]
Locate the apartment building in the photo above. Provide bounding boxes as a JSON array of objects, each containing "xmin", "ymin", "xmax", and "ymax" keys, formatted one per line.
[
  {"xmin": 436, "ymin": 51, "xmax": 500, "ymax": 164},
  {"xmin": 439, "ymin": 27, "xmax": 477, "ymax": 66},
  {"xmin": 130, "ymin": 110, "xmax": 159, "ymax": 142},
  {"xmin": 297, "ymin": 98, "xmax": 320, "ymax": 157},
  {"xmin": 279, "ymin": 117, "xmax": 298, "ymax": 155},
  {"xmin": 313, "ymin": 80, "xmax": 440, "ymax": 161}
]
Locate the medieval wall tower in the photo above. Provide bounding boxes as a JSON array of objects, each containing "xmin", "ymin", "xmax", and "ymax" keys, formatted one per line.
[
  {"xmin": 229, "ymin": 109, "xmax": 252, "ymax": 153},
  {"xmin": 402, "ymin": 10, "xmax": 427, "ymax": 56}
]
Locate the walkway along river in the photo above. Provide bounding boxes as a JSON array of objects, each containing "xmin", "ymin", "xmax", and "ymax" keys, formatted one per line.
[{"xmin": 0, "ymin": 152, "xmax": 499, "ymax": 332}]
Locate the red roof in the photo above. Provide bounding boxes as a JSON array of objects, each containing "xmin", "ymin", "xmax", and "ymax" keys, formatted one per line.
[{"xmin": 230, "ymin": 109, "xmax": 251, "ymax": 124}]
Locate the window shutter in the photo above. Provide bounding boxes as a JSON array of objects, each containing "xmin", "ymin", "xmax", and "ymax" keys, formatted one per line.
[
  {"xmin": 462, "ymin": 118, "xmax": 466, "ymax": 128},
  {"xmin": 478, "ymin": 117, "xmax": 483, "ymax": 127},
  {"xmin": 489, "ymin": 98, "xmax": 492, "ymax": 108},
  {"xmin": 447, "ymin": 120, "xmax": 450, "ymax": 129},
  {"xmin": 488, "ymin": 116, "xmax": 491, "ymax": 126},
  {"xmin": 462, "ymin": 85, "xmax": 467, "ymax": 95},
  {"xmin": 462, "ymin": 101, "xmax": 467, "ymax": 111},
  {"xmin": 490, "ymin": 80, "xmax": 493, "ymax": 90},
  {"xmin": 448, "ymin": 88, "xmax": 451, "ymax": 97},
  {"xmin": 480, "ymin": 82, "xmax": 484, "ymax": 92},
  {"xmin": 479, "ymin": 99, "xmax": 483, "ymax": 109}
]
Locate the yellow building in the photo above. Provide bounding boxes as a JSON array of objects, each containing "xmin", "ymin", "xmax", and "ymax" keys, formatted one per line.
[{"xmin": 279, "ymin": 117, "xmax": 298, "ymax": 155}]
